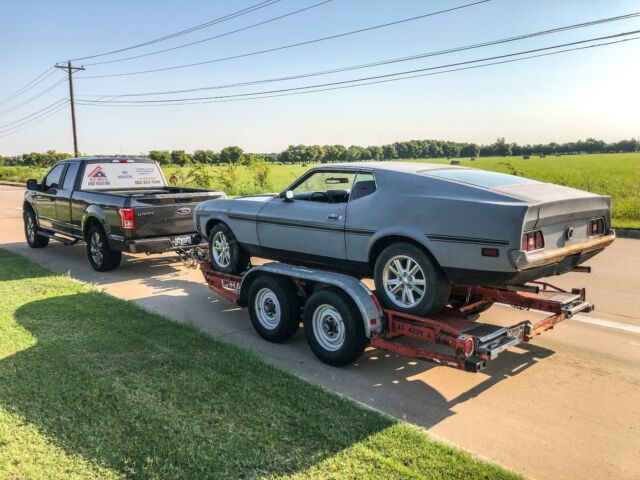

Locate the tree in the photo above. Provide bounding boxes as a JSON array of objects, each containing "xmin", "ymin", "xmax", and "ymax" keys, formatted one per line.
[
  {"xmin": 193, "ymin": 149, "xmax": 218, "ymax": 164},
  {"xmin": 382, "ymin": 144, "xmax": 397, "ymax": 160},
  {"xmin": 148, "ymin": 150, "xmax": 171, "ymax": 165},
  {"xmin": 169, "ymin": 150, "xmax": 192, "ymax": 166},
  {"xmin": 220, "ymin": 146, "xmax": 244, "ymax": 164},
  {"xmin": 492, "ymin": 137, "xmax": 512, "ymax": 157},
  {"xmin": 460, "ymin": 143, "xmax": 480, "ymax": 158}
]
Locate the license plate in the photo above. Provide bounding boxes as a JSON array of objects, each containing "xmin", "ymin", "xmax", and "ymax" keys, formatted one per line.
[{"xmin": 171, "ymin": 235, "xmax": 192, "ymax": 247}]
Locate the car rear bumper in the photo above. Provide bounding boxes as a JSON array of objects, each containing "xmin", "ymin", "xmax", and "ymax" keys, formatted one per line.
[
  {"xmin": 510, "ymin": 232, "xmax": 616, "ymax": 270},
  {"xmin": 117, "ymin": 233, "xmax": 204, "ymax": 253}
]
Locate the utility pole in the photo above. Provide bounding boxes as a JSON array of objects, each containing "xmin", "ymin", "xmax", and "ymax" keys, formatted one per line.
[{"xmin": 55, "ymin": 61, "xmax": 85, "ymax": 157}]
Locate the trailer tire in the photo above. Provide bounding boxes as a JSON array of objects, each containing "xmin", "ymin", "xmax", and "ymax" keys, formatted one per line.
[
  {"xmin": 248, "ymin": 275, "xmax": 300, "ymax": 343},
  {"xmin": 303, "ymin": 289, "xmax": 367, "ymax": 367}
]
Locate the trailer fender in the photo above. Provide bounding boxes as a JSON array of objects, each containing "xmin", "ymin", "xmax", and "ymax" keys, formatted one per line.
[{"xmin": 238, "ymin": 263, "xmax": 382, "ymax": 338}]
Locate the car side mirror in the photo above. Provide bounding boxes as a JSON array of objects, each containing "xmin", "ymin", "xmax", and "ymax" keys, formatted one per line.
[
  {"xmin": 282, "ymin": 190, "xmax": 294, "ymax": 202},
  {"xmin": 26, "ymin": 179, "xmax": 39, "ymax": 191}
]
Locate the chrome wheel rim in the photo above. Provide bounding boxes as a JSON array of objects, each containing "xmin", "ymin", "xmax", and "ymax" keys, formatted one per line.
[
  {"xmin": 312, "ymin": 304, "xmax": 345, "ymax": 352},
  {"xmin": 212, "ymin": 231, "xmax": 230, "ymax": 268},
  {"xmin": 382, "ymin": 255, "xmax": 426, "ymax": 308},
  {"xmin": 26, "ymin": 215, "xmax": 35, "ymax": 243},
  {"xmin": 90, "ymin": 231, "xmax": 104, "ymax": 265},
  {"xmin": 254, "ymin": 288, "xmax": 281, "ymax": 330}
]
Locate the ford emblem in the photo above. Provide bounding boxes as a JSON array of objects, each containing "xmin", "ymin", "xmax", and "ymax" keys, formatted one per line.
[{"xmin": 176, "ymin": 207, "xmax": 191, "ymax": 215}]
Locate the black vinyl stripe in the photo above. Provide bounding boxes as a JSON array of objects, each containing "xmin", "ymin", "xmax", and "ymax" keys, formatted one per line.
[{"xmin": 426, "ymin": 234, "xmax": 509, "ymax": 246}]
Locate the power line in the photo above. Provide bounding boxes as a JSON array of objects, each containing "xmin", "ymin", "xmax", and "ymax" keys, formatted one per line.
[
  {"xmin": 82, "ymin": 12, "xmax": 640, "ymax": 100},
  {"xmin": 0, "ymin": 67, "xmax": 56, "ymax": 106},
  {"xmin": 79, "ymin": 0, "xmax": 492, "ymax": 75},
  {"xmin": 0, "ymin": 101, "xmax": 69, "ymax": 138},
  {"xmin": 0, "ymin": 99, "xmax": 69, "ymax": 135},
  {"xmin": 78, "ymin": 30, "xmax": 640, "ymax": 105},
  {"xmin": 69, "ymin": 0, "xmax": 282, "ymax": 62},
  {"xmin": 0, "ymin": 76, "xmax": 67, "ymax": 117},
  {"xmin": 77, "ymin": 36, "xmax": 640, "ymax": 109},
  {"xmin": 0, "ymin": 97, "xmax": 69, "ymax": 129}
]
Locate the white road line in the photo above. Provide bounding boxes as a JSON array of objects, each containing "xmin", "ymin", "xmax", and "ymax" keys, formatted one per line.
[{"xmin": 572, "ymin": 314, "xmax": 640, "ymax": 335}]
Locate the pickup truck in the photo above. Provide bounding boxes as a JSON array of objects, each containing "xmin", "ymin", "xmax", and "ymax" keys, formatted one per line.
[{"xmin": 23, "ymin": 156, "xmax": 224, "ymax": 271}]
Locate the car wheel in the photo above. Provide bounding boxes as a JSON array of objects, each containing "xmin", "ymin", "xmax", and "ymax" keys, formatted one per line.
[
  {"xmin": 208, "ymin": 223, "xmax": 250, "ymax": 274},
  {"xmin": 303, "ymin": 288, "xmax": 367, "ymax": 367},
  {"xmin": 86, "ymin": 224, "xmax": 122, "ymax": 271},
  {"xmin": 23, "ymin": 209, "xmax": 49, "ymax": 248},
  {"xmin": 374, "ymin": 242, "xmax": 450, "ymax": 316},
  {"xmin": 248, "ymin": 275, "xmax": 300, "ymax": 343}
]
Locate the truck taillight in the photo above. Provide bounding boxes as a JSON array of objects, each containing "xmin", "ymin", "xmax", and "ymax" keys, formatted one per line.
[
  {"xmin": 521, "ymin": 230, "xmax": 544, "ymax": 251},
  {"xmin": 588, "ymin": 218, "xmax": 604, "ymax": 236},
  {"xmin": 118, "ymin": 208, "xmax": 135, "ymax": 230}
]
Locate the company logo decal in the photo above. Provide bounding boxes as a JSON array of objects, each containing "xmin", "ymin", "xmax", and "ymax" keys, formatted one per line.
[{"xmin": 86, "ymin": 165, "xmax": 110, "ymax": 186}]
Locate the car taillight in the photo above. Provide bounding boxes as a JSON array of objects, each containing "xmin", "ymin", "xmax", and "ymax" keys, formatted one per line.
[
  {"xmin": 588, "ymin": 218, "xmax": 604, "ymax": 236},
  {"xmin": 521, "ymin": 230, "xmax": 544, "ymax": 251},
  {"xmin": 118, "ymin": 208, "xmax": 135, "ymax": 230}
]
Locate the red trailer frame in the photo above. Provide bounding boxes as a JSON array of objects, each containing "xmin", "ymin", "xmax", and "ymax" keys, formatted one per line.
[{"xmin": 199, "ymin": 261, "xmax": 592, "ymax": 372}]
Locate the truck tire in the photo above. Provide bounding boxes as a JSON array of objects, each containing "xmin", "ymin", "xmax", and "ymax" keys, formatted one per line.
[
  {"xmin": 24, "ymin": 209, "xmax": 49, "ymax": 248},
  {"xmin": 247, "ymin": 275, "xmax": 301, "ymax": 343},
  {"xmin": 303, "ymin": 288, "xmax": 367, "ymax": 367},
  {"xmin": 208, "ymin": 223, "xmax": 250, "ymax": 274},
  {"xmin": 86, "ymin": 224, "xmax": 122, "ymax": 271},
  {"xmin": 374, "ymin": 242, "xmax": 450, "ymax": 316}
]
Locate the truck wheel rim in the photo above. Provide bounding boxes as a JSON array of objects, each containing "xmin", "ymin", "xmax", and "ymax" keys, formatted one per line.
[
  {"xmin": 382, "ymin": 255, "xmax": 426, "ymax": 308},
  {"xmin": 312, "ymin": 304, "xmax": 345, "ymax": 352},
  {"xmin": 255, "ymin": 288, "xmax": 281, "ymax": 330},
  {"xmin": 212, "ymin": 231, "xmax": 230, "ymax": 268},
  {"xmin": 90, "ymin": 232, "xmax": 103, "ymax": 265},
  {"xmin": 26, "ymin": 215, "xmax": 35, "ymax": 243}
]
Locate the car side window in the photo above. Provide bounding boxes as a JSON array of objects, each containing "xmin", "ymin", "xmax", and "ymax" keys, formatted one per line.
[
  {"xmin": 350, "ymin": 172, "xmax": 377, "ymax": 201},
  {"xmin": 291, "ymin": 171, "xmax": 356, "ymax": 203},
  {"xmin": 62, "ymin": 163, "xmax": 79, "ymax": 190},
  {"xmin": 43, "ymin": 164, "xmax": 66, "ymax": 192}
]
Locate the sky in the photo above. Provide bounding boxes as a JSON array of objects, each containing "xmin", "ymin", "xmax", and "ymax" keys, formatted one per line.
[{"xmin": 0, "ymin": 0, "xmax": 638, "ymax": 155}]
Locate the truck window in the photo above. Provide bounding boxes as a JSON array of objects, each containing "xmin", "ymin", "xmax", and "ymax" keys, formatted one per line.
[
  {"xmin": 80, "ymin": 161, "xmax": 166, "ymax": 190},
  {"xmin": 62, "ymin": 163, "xmax": 79, "ymax": 190},
  {"xmin": 43, "ymin": 164, "xmax": 66, "ymax": 191}
]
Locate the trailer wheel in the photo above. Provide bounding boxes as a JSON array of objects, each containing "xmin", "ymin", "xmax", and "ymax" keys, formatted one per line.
[
  {"xmin": 247, "ymin": 275, "xmax": 300, "ymax": 343},
  {"xmin": 303, "ymin": 289, "xmax": 367, "ymax": 367}
]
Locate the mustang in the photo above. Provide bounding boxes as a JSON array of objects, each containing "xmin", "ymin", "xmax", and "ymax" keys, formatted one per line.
[{"xmin": 193, "ymin": 162, "xmax": 615, "ymax": 316}]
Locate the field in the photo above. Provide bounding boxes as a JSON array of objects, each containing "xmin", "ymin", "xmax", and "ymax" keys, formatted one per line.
[
  {"xmin": 0, "ymin": 249, "xmax": 518, "ymax": 479},
  {"xmin": 1, "ymin": 152, "xmax": 638, "ymax": 228}
]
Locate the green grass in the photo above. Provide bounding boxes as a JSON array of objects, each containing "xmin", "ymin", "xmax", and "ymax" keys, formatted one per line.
[
  {"xmin": 2, "ymin": 152, "xmax": 638, "ymax": 228},
  {"xmin": 0, "ymin": 249, "xmax": 519, "ymax": 479}
]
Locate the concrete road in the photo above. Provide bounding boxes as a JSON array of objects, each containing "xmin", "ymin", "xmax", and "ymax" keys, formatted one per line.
[{"xmin": 1, "ymin": 185, "xmax": 639, "ymax": 480}]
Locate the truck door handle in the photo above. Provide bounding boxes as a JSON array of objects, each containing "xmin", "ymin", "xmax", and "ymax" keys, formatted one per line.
[{"xmin": 327, "ymin": 213, "xmax": 339, "ymax": 220}]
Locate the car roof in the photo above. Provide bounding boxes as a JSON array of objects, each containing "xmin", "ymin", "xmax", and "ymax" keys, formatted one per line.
[{"xmin": 320, "ymin": 161, "xmax": 468, "ymax": 174}]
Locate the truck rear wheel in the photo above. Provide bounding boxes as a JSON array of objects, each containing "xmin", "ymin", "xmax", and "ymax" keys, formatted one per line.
[
  {"xmin": 303, "ymin": 289, "xmax": 367, "ymax": 367},
  {"xmin": 208, "ymin": 223, "xmax": 250, "ymax": 274},
  {"xmin": 247, "ymin": 275, "xmax": 300, "ymax": 343},
  {"xmin": 24, "ymin": 209, "xmax": 49, "ymax": 248},
  {"xmin": 86, "ymin": 224, "xmax": 122, "ymax": 271}
]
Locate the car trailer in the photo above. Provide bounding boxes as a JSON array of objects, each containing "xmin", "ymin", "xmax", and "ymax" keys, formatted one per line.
[{"xmin": 192, "ymin": 255, "xmax": 593, "ymax": 372}]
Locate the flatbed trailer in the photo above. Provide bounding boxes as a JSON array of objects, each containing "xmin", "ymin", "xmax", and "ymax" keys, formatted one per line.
[{"xmin": 194, "ymin": 256, "xmax": 593, "ymax": 372}]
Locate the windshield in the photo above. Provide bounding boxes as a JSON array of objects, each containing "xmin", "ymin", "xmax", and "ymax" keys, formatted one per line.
[
  {"xmin": 420, "ymin": 169, "xmax": 539, "ymax": 189},
  {"xmin": 80, "ymin": 161, "xmax": 166, "ymax": 190}
]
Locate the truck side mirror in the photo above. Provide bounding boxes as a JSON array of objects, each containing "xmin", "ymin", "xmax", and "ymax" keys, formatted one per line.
[{"xmin": 26, "ymin": 179, "xmax": 38, "ymax": 191}]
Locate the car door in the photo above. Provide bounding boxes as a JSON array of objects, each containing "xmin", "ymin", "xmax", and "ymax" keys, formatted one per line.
[
  {"xmin": 34, "ymin": 163, "xmax": 66, "ymax": 229},
  {"xmin": 257, "ymin": 170, "xmax": 356, "ymax": 261},
  {"xmin": 55, "ymin": 162, "xmax": 80, "ymax": 235}
]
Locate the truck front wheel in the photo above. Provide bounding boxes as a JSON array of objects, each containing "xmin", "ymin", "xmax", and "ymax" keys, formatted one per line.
[{"xmin": 86, "ymin": 224, "xmax": 122, "ymax": 271}]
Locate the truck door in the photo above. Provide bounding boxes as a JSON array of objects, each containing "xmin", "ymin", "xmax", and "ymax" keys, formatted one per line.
[
  {"xmin": 55, "ymin": 162, "xmax": 80, "ymax": 235},
  {"xmin": 34, "ymin": 163, "xmax": 66, "ymax": 229},
  {"xmin": 257, "ymin": 170, "xmax": 354, "ymax": 261}
]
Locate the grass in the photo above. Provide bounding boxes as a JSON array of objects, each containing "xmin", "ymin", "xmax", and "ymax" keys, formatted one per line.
[
  {"xmin": 0, "ymin": 249, "xmax": 519, "ymax": 479},
  {"xmin": 2, "ymin": 152, "xmax": 637, "ymax": 228}
]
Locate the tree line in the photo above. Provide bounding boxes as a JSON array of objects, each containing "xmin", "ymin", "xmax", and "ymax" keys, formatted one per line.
[{"xmin": 1, "ymin": 137, "xmax": 638, "ymax": 168}]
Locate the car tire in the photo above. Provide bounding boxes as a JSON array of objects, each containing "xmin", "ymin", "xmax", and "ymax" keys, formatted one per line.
[
  {"xmin": 374, "ymin": 242, "xmax": 450, "ymax": 316},
  {"xmin": 247, "ymin": 275, "xmax": 300, "ymax": 343},
  {"xmin": 24, "ymin": 209, "xmax": 49, "ymax": 248},
  {"xmin": 303, "ymin": 288, "xmax": 367, "ymax": 367},
  {"xmin": 208, "ymin": 223, "xmax": 250, "ymax": 274},
  {"xmin": 86, "ymin": 223, "xmax": 122, "ymax": 271}
]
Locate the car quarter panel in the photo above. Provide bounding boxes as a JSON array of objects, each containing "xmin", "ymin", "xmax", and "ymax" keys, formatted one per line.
[{"xmin": 345, "ymin": 170, "xmax": 529, "ymax": 275}]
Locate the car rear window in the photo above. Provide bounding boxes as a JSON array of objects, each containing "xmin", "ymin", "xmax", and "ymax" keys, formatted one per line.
[
  {"xmin": 81, "ymin": 161, "xmax": 166, "ymax": 190},
  {"xmin": 420, "ymin": 169, "xmax": 539, "ymax": 188}
]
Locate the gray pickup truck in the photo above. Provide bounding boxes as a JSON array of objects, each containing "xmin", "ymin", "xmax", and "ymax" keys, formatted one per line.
[{"xmin": 23, "ymin": 156, "xmax": 224, "ymax": 271}]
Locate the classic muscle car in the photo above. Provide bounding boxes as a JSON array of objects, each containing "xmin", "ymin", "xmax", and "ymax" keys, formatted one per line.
[{"xmin": 193, "ymin": 162, "xmax": 615, "ymax": 316}]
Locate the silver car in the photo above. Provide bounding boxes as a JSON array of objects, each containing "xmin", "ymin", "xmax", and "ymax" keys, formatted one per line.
[{"xmin": 193, "ymin": 162, "xmax": 615, "ymax": 316}]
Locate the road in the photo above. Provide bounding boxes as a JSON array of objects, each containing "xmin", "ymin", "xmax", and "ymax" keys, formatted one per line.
[{"xmin": 1, "ymin": 185, "xmax": 639, "ymax": 480}]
